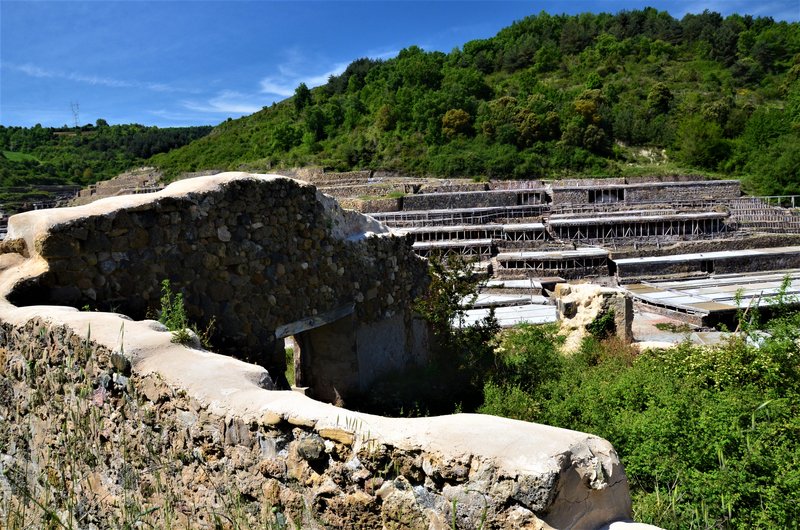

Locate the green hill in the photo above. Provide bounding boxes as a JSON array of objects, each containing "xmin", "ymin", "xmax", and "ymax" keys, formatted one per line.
[
  {"xmin": 151, "ymin": 8, "xmax": 800, "ymax": 196},
  {"xmin": 0, "ymin": 122, "xmax": 212, "ymax": 211}
]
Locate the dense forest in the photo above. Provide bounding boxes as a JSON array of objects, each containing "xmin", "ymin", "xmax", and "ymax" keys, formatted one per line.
[
  {"xmin": 0, "ymin": 122, "xmax": 211, "ymax": 210},
  {"xmin": 150, "ymin": 8, "xmax": 800, "ymax": 196}
]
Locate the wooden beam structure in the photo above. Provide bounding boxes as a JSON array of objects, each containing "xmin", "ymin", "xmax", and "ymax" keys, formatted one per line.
[{"xmin": 274, "ymin": 303, "xmax": 355, "ymax": 339}]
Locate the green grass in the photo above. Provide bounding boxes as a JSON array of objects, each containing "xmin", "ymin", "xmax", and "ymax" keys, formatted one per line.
[
  {"xmin": 157, "ymin": 279, "xmax": 214, "ymax": 347},
  {"xmin": 2, "ymin": 150, "xmax": 39, "ymax": 162},
  {"xmin": 654, "ymin": 322, "xmax": 694, "ymax": 333}
]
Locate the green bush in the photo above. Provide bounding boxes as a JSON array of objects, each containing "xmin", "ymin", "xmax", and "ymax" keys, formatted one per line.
[
  {"xmin": 586, "ymin": 309, "xmax": 616, "ymax": 339},
  {"xmin": 478, "ymin": 315, "xmax": 800, "ymax": 529}
]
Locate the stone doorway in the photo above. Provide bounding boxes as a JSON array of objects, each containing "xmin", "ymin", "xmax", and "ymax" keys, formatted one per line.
[{"xmin": 275, "ymin": 304, "xmax": 357, "ymax": 404}]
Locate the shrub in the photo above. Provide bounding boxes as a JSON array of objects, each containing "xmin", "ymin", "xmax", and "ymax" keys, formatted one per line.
[
  {"xmin": 157, "ymin": 279, "xmax": 214, "ymax": 346},
  {"xmin": 586, "ymin": 309, "xmax": 616, "ymax": 339},
  {"xmin": 478, "ymin": 301, "xmax": 800, "ymax": 529},
  {"xmin": 157, "ymin": 280, "xmax": 191, "ymax": 346}
]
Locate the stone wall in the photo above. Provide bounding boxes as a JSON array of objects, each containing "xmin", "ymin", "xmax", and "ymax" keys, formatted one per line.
[
  {"xmin": 549, "ymin": 180, "xmax": 741, "ymax": 205},
  {"xmin": 417, "ymin": 182, "xmax": 488, "ymax": 194},
  {"xmin": 4, "ymin": 173, "xmax": 429, "ymax": 401},
  {"xmin": 608, "ymin": 233, "xmax": 800, "ymax": 260},
  {"xmin": 550, "ymin": 178, "xmax": 626, "ymax": 188},
  {"xmin": 359, "ymin": 197, "xmax": 405, "ymax": 214},
  {"xmin": 615, "ymin": 247, "xmax": 800, "ymax": 280},
  {"xmin": 318, "ymin": 184, "xmax": 407, "ymax": 200},
  {"xmin": 0, "ymin": 314, "xmax": 635, "ymax": 529},
  {"xmin": 548, "ymin": 188, "xmax": 587, "ymax": 204},
  {"xmin": 403, "ymin": 190, "xmax": 520, "ymax": 211},
  {"xmin": 72, "ymin": 166, "xmax": 164, "ymax": 206},
  {"xmin": 275, "ymin": 168, "xmax": 373, "ymax": 186},
  {"xmin": 623, "ymin": 174, "xmax": 708, "ymax": 183},
  {"xmin": 624, "ymin": 181, "xmax": 740, "ymax": 202},
  {"xmin": 489, "ymin": 180, "xmax": 546, "ymax": 190}
]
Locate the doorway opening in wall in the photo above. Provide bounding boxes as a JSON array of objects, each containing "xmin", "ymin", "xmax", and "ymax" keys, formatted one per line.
[
  {"xmin": 284, "ymin": 336, "xmax": 300, "ymax": 389},
  {"xmin": 273, "ymin": 304, "xmax": 357, "ymax": 404},
  {"xmin": 282, "ymin": 333, "xmax": 322, "ymax": 398},
  {"xmin": 282, "ymin": 332, "xmax": 320, "ymax": 396},
  {"xmin": 700, "ymin": 260, "xmax": 714, "ymax": 273}
]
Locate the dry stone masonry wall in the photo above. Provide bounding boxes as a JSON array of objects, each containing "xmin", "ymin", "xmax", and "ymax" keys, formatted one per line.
[{"xmin": 5, "ymin": 174, "xmax": 429, "ymax": 400}]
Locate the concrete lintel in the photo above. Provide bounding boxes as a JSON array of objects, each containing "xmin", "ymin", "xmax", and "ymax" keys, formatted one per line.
[{"xmin": 274, "ymin": 303, "xmax": 355, "ymax": 339}]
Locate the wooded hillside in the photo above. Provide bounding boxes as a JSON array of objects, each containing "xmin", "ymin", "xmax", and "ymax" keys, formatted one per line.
[
  {"xmin": 0, "ymin": 123, "xmax": 211, "ymax": 210},
  {"xmin": 151, "ymin": 8, "xmax": 800, "ymax": 196}
]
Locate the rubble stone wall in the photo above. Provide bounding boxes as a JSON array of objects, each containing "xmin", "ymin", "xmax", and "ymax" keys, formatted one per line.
[
  {"xmin": 417, "ymin": 182, "xmax": 489, "ymax": 194},
  {"xmin": 358, "ymin": 197, "xmax": 405, "ymax": 214},
  {"xmin": 548, "ymin": 188, "xmax": 590, "ymax": 204},
  {"xmin": 549, "ymin": 181, "xmax": 741, "ymax": 205},
  {"xmin": 403, "ymin": 190, "xmax": 519, "ymax": 211},
  {"xmin": 0, "ymin": 317, "xmax": 634, "ymax": 530},
  {"xmin": 624, "ymin": 181, "xmax": 740, "ymax": 202},
  {"xmin": 318, "ymin": 184, "xmax": 406, "ymax": 199},
  {"xmin": 4, "ymin": 174, "xmax": 429, "ymax": 399}
]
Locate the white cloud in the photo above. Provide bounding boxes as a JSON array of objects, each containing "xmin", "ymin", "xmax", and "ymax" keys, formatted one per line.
[
  {"xmin": 182, "ymin": 90, "xmax": 264, "ymax": 115},
  {"xmin": 370, "ymin": 49, "xmax": 400, "ymax": 61},
  {"xmin": 2, "ymin": 62, "xmax": 197, "ymax": 93},
  {"xmin": 10, "ymin": 63, "xmax": 54, "ymax": 78},
  {"xmin": 259, "ymin": 62, "xmax": 349, "ymax": 97},
  {"xmin": 188, "ymin": 49, "xmax": 356, "ymax": 118},
  {"xmin": 258, "ymin": 47, "xmax": 351, "ymax": 98},
  {"xmin": 258, "ymin": 79, "xmax": 295, "ymax": 98},
  {"xmin": 146, "ymin": 109, "xmax": 219, "ymax": 126}
]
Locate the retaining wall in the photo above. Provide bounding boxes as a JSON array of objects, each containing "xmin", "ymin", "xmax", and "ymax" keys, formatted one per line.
[{"xmin": 403, "ymin": 190, "xmax": 520, "ymax": 211}]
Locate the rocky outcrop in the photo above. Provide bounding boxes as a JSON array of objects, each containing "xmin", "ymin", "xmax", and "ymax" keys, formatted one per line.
[
  {"xmin": 555, "ymin": 283, "xmax": 633, "ymax": 353},
  {"xmin": 0, "ymin": 173, "xmax": 640, "ymax": 528}
]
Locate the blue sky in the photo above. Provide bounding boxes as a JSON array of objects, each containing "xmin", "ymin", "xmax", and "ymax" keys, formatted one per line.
[{"xmin": 1, "ymin": 1, "xmax": 798, "ymax": 128}]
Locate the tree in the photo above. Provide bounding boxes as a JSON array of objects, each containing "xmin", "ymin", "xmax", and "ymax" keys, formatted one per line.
[
  {"xmin": 573, "ymin": 89, "xmax": 605, "ymax": 125},
  {"xmin": 673, "ymin": 116, "xmax": 730, "ymax": 169},
  {"xmin": 441, "ymin": 108, "xmax": 472, "ymax": 138},
  {"xmin": 374, "ymin": 104, "xmax": 397, "ymax": 132},
  {"xmin": 413, "ymin": 255, "xmax": 486, "ymax": 350},
  {"xmin": 293, "ymin": 83, "xmax": 311, "ymax": 112},
  {"xmin": 305, "ymin": 106, "xmax": 326, "ymax": 141},
  {"xmin": 646, "ymin": 82, "xmax": 673, "ymax": 115}
]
